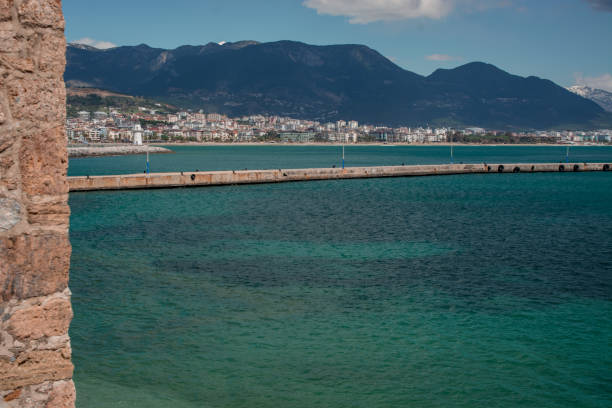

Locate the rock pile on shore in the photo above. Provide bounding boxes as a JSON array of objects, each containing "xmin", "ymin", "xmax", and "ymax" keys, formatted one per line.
[{"xmin": 68, "ymin": 145, "xmax": 172, "ymax": 158}]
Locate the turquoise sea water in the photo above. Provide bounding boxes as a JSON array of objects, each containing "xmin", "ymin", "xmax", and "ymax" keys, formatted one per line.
[
  {"xmin": 67, "ymin": 145, "xmax": 612, "ymax": 176},
  {"xmin": 68, "ymin": 147, "xmax": 612, "ymax": 407}
]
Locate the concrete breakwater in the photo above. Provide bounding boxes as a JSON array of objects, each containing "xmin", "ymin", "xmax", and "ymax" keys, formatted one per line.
[
  {"xmin": 68, "ymin": 162, "xmax": 611, "ymax": 192},
  {"xmin": 68, "ymin": 145, "xmax": 172, "ymax": 158}
]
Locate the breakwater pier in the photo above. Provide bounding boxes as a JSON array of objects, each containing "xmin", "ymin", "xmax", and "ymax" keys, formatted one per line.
[
  {"xmin": 68, "ymin": 145, "xmax": 172, "ymax": 158},
  {"xmin": 68, "ymin": 162, "xmax": 611, "ymax": 192}
]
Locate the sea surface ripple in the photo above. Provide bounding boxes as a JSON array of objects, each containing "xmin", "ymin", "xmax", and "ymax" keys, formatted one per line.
[{"xmin": 69, "ymin": 147, "xmax": 612, "ymax": 407}]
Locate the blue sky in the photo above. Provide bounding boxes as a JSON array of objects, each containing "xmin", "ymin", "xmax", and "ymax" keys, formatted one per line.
[{"xmin": 63, "ymin": 0, "xmax": 612, "ymax": 90}]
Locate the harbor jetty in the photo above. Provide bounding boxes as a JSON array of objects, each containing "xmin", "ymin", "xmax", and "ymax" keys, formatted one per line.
[
  {"xmin": 68, "ymin": 162, "xmax": 611, "ymax": 192},
  {"xmin": 68, "ymin": 145, "xmax": 172, "ymax": 158}
]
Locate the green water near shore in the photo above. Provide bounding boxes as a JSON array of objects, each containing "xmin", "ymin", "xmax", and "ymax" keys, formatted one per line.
[
  {"xmin": 68, "ymin": 147, "xmax": 612, "ymax": 407},
  {"xmin": 68, "ymin": 145, "xmax": 612, "ymax": 176}
]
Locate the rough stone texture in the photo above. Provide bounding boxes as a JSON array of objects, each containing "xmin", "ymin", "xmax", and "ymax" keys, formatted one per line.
[
  {"xmin": 0, "ymin": 292, "xmax": 73, "ymax": 363},
  {"xmin": 7, "ymin": 77, "xmax": 66, "ymax": 124},
  {"xmin": 0, "ymin": 232, "xmax": 71, "ymax": 302},
  {"xmin": 25, "ymin": 198, "xmax": 70, "ymax": 226},
  {"xmin": 1, "ymin": 380, "xmax": 75, "ymax": 407},
  {"xmin": 37, "ymin": 30, "xmax": 66, "ymax": 76},
  {"xmin": 0, "ymin": 196, "xmax": 21, "ymax": 230},
  {"xmin": 46, "ymin": 380, "xmax": 76, "ymax": 408},
  {"xmin": 0, "ymin": 349, "xmax": 73, "ymax": 389},
  {"xmin": 20, "ymin": 126, "xmax": 69, "ymax": 197},
  {"xmin": 0, "ymin": 0, "xmax": 73, "ymax": 406},
  {"xmin": 17, "ymin": 0, "xmax": 64, "ymax": 30},
  {"xmin": 7, "ymin": 298, "xmax": 72, "ymax": 340},
  {"xmin": 0, "ymin": 1, "xmax": 14, "ymax": 22},
  {"xmin": 0, "ymin": 21, "xmax": 23, "ymax": 53}
]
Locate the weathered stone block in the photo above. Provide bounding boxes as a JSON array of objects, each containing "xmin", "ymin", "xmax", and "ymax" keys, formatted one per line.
[
  {"xmin": 47, "ymin": 380, "xmax": 76, "ymax": 408},
  {"xmin": 0, "ymin": 29, "xmax": 64, "ymax": 75},
  {"xmin": 0, "ymin": 153, "xmax": 15, "ymax": 169},
  {"xmin": 0, "ymin": 380, "xmax": 75, "ymax": 407},
  {"xmin": 0, "ymin": 153, "xmax": 19, "ymax": 190},
  {"xmin": 3, "ymin": 388, "xmax": 22, "ymax": 402},
  {"xmin": 0, "ymin": 196, "xmax": 21, "ymax": 231},
  {"xmin": 0, "ymin": 73, "xmax": 10, "ymax": 130},
  {"xmin": 0, "ymin": 131, "xmax": 13, "ymax": 154},
  {"xmin": 0, "ymin": 349, "xmax": 73, "ymax": 390},
  {"xmin": 0, "ymin": 27, "xmax": 40, "ymax": 62},
  {"xmin": 37, "ymin": 79, "xmax": 66, "ymax": 123},
  {"xmin": 26, "ymin": 197, "xmax": 70, "ymax": 226},
  {"xmin": 0, "ymin": 0, "xmax": 13, "ymax": 22},
  {"xmin": 8, "ymin": 77, "xmax": 65, "ymax": 124},
  {"xmin": 0, "ymin": 87, "xmax": 5, "ymax": 122},
  {"xmin": 7, "ymin": 298, "xmax": 72, "ymax": 341},
  {"xmin": 0, "ymin": 232, "xmax": 71, "ymax": 302},
  {"xmin": 17, "ymin": 0, "xmax": 64, "ymax": 30},
  {"xmin": 0, "ymin": 21, "xmax": 20, "ymax": 53},
  {"xmin": 0, "ymin": 52, "xmax": 36, "ymax": 73},
  {"xmin": 19, "ymin": 126, "xmax": 68, "ymax": 197},
  {"xmin": 38, "ymin": 30, "xmax": 66, "ymax": 75},
  {"xmin": 6, "ymin": 72, "xmax": 40, "ymax": 112}
]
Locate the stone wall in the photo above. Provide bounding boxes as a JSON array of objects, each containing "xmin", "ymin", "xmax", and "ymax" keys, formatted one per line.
[{"xmin": 0, "ymin": 0, "xmax": 74, "ymax": 407}]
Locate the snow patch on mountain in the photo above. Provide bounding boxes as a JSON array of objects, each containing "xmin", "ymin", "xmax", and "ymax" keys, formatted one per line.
[{"xmin": 568, "ymin": 85, "xmax": 612, "ymax": 112}]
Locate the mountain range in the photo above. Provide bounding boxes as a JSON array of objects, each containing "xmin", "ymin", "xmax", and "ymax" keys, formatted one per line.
[{"xmin": 65, "ymin": 41, "xmax": 611, "ymax": 129}]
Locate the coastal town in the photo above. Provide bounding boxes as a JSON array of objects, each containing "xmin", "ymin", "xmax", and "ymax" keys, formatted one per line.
[{"xmin": 67, "ymin": 106, "xmax": 612, "ymax": 145}]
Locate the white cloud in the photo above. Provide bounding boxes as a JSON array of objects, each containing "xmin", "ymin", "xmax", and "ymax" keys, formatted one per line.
[
  {"xmin": 302, "ymin": 0, "xmax": 513, "ymax": 23},
  {"xmin": 303, "ymin": 0, "xmax": 455, "ymax": 23},
  {"xmin": 426, "ymin": 54, "xmax": 463, "ymax": 61},
  {"xmin": 73, "ymin": 37, "xmax": 117, "ymax": 50},
  {"xmin": 575, "ymin": 73, "xmax": 612, "ymax": 92}
]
